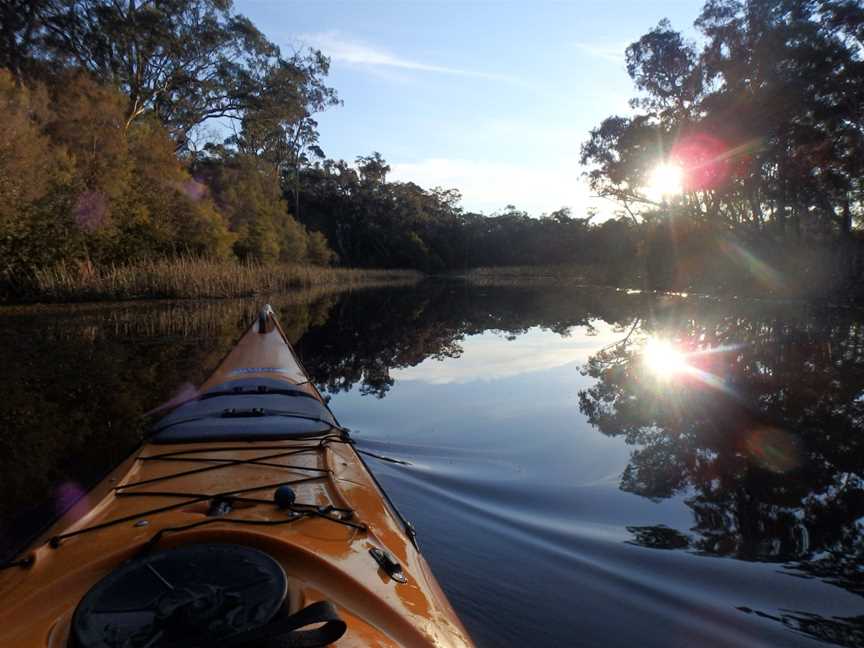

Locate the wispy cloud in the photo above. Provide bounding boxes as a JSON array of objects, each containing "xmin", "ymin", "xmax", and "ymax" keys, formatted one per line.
[
  {"xmin": 299, "ymin": 31, "xmax": 516, "ymax": 82},
  {"xmin": 574, "ymin": 41, "xmax": 629, "ymax": 63}
]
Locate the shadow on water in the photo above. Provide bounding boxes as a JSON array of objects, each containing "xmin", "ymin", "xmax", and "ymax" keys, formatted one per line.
[{"xmin": 1, "ymin": 280, "xmax": 863, "ymax": 646}]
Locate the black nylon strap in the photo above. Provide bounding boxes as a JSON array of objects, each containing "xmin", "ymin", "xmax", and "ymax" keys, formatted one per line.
[{"xmin": 216, "ymin": 600, "xmax": 347, "ymax": 648}]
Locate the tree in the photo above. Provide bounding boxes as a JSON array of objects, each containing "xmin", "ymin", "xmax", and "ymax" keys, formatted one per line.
[
  {"xmin": 0, "ymin": 0, "xmax": 48, "ymax": 77},
  {"xmin": 233, "ymin": 51, "xmax": 340, "ymax": 218},
  {"xmin": 0, "ymin": 69, "xmax": 235, "ymax": 279},
  {"xmin": 0, "ymin": 69, "xmax": 76, "ymax": 275},
  {"xmin": 306, "ymin": 230, "xmax": 334, "ymax": 266},
  {"xmin": 196, "ymin": 153, "xmax": 332, "ymax": 264},
  {"xmin": 5, "ymin": 0, "xmax": 285, "ymax": 141},
  {"xmin": 625, "ymin": 18, "xmax": 701, "ymax": 120},
  {"xmin": 356, "ymin": 152, "xmax": 390, "ymax": 186}
]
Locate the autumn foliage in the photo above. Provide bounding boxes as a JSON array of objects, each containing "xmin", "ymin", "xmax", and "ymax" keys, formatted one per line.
[{"xmin": 0, "ymin": 69, "xmax": 336, "ymax": 290}]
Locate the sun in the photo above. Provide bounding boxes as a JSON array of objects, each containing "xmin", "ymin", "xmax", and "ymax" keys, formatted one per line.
[
  {"xmin": 645, "ymin": 162, "xmax": 684, "ymax": 201},
  {"xmin": 642, "ymin": 337, "xmax": 689, "ymax": 380}
]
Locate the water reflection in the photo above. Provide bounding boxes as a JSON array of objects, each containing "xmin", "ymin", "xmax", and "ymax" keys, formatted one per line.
[
  {"xmin": 579, "ymin": 302, "xmax": 864, "ymax": 645},
  {"xmin": 0, "ymin": 291, "xmax": 338, "ymax": 556},
  {"xmin": 0, "ymin": 283, "xmax": 862, "ymax": 646}
]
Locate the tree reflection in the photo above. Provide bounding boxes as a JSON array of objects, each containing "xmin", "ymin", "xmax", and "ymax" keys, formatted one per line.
[
  {"xmin": 296, "ymin": 283, "xmax": 638, "ymax": 398},
  {"xmin": 5, "ymin": 282, "xmax": 863, "ymax": 648},
  {"xmin": 0, "ymin": 283, "xmax": 641, "ymax": 558},
  {"xmin": 0, "ymin": 292, "xmax": 338, "ymax": 558},
  {"xmin": 578, "ymin": 302, "xmax": 864, "ymax": 642}
]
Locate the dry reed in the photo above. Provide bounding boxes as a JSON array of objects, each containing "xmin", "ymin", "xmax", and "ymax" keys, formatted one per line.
[{"xmin": 14, "ymin": 258, "xmax": 420, "ymax": 303}]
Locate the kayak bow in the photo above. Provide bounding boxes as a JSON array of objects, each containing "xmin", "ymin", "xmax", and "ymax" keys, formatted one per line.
[{"xmin": 0, "ymin": 305, "xmax": 473, "ymax": 648}]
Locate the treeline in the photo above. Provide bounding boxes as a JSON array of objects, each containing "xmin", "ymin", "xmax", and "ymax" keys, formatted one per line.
[
  {"xmin": 0, "ymin": 0, "xmax": 643, "ymax": 290},
  {"xmin": 294, "ymin": 156, "xmax": 637, "ymax": 273},
  {"xmin": 3, "ymin": 0, "xmax": 864, "ymax": 299}
]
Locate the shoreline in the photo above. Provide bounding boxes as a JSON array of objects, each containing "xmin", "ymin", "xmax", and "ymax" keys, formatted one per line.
[
  {"xmin": 5, "ymin": 259, "xmax": 862, "ymax": 309},
  {"xmin": 1, "ymin": 258, "xmax": 422, "ymax": 306},
  {"xmin": 448, "ymin": 265, "xmax": 863, "ymax": 305}
]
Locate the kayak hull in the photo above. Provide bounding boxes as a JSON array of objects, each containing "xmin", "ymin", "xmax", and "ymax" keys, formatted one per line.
[{"xmin": 0, "ymin": 306, "xmax": 473, "ymax": 647}]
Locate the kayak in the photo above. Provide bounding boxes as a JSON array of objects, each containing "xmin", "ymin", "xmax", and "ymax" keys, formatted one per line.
[{"xmin": 0, "ymin": 305, "xmax": 474, "ymax": 647}]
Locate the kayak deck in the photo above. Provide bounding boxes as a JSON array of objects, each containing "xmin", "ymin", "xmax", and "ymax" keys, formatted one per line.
[{"xmin": 0, "ymin": 306, "xmax": 472, "ymax": 647}]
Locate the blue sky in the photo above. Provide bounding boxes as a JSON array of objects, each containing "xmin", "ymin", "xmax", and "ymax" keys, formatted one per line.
[{"xmin": 236, "ymin": 1, "xmax": 704, "ymax": 217}]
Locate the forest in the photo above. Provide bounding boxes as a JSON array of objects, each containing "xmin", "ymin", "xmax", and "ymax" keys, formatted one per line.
[{"xmin": 1, "ymin": 0, "xmax": 863, "ymax": 299}]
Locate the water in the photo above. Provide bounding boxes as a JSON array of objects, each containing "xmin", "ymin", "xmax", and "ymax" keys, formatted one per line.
[{"xmin": 1, "ymin": 282, "xmax": 863, "ymax": 647}]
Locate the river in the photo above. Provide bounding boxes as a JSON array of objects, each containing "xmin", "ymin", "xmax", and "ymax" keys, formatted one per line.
[{"xmin": 1, "ymin": 281, "xmax": 862, "ymax": 647}]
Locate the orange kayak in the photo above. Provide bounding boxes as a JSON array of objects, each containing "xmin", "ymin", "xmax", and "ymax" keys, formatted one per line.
[{"xmin": 0, "ymin": 305, "xmax": 473, "ymax": 647}]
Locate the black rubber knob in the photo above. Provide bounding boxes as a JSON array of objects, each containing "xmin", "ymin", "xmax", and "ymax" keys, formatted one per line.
[{"xmin": 274, "ymin": 485, "xmax": 296, "ymax": 508}]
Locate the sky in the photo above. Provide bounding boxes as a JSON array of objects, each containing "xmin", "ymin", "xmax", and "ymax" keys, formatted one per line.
[{"xmin": 236, "ymin": 0, "xmax": 705, "ymax": 217}]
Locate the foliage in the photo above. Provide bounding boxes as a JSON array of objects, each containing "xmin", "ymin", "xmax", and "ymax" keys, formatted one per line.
[
  {"xmin": 193, "ymin": 153, "xmax": 334, "ymax": 264},
  {"xmin": 0, "ymin": 0, "xmax": 314, "ymax": 142},
  {"xmin": 581, "ymin": 0, "xmax": 864, "ymax": 236},
  {"xmin": 12, "ymin": 256, "xmax": 418, "ymax": 302},
  {"xmin": 0, "ymin": 70, "xmax": 235, "ymax": 289},
  {"xmin": 0, "ymin": 1, "xmax": 339, "ymax": 296}
]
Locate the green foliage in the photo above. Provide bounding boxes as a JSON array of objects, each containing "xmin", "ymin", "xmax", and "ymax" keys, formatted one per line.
[
  {"xmin": 0, "ymin": 70, "xmax": 236, "ymax": 286},
  {"xmin": 575, "ymin": 0, "xmax": 864, "ymax": 295},
  {"xmin": 0, "ymin": 69, "xmax": 77, "ymax": 274},
  {"xmin": 293, "ymin": 162, "xmax": 636, "ymax": 274},
  {"xmin": 194, "ymin": 153, "xmax": 332, "ymax": 264},
  {"xmin": 4, "ymin": 0, "xmax": 275, "ymax": 139},
  {"xmin": 306, "ymin": 230, "xmax": 335, "ymax": 266}
]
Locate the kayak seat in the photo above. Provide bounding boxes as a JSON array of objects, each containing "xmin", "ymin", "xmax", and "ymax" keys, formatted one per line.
[{"xmin": 150, "ymin": 378, "xmax": 337, "ymax": 444}]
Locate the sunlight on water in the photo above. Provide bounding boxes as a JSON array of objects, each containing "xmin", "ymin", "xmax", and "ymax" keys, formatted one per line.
[{"xmin": 642, "ymin": 337, "xmax": 690, "ymax": 380}]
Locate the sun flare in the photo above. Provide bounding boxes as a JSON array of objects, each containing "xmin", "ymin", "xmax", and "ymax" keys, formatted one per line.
[
  {"xmin": 642, "ymin": 338, "xmax": 689, "ymax": 379},
  {"xmin": 646, "ymin": 162, "xmax": 684, "ymax": 201}
]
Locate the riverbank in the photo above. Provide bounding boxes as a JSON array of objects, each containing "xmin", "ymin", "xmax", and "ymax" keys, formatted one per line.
[
  {"xmin": 1, "ymin": 258, "xmax": 421, "ymax": 304},
  {"xmin": 452, "ymin": 263, "xmax": 862, "ymax": 303},
  {"xmin": 452, "ymin": 265, "xmax": 610, "ymax": 287}
]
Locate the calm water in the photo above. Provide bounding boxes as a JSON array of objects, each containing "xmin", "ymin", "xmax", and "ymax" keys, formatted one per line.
[{"xmin": 1, "ymin": 282, "xmax": 863, "ymax": 647}]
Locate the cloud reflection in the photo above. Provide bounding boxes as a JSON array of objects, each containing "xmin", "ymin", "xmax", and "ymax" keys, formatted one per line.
[{"xmin": 393, "ymin": 326, "xmax": 623, "ymax": 385}]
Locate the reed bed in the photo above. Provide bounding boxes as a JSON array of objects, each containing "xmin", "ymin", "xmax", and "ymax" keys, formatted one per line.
[{"xmin": 8, "ymin": 258, "xmax": 420, "ymax": 303}]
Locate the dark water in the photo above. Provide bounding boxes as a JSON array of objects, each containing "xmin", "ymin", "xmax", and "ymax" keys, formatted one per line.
[{"xmin": 1, "ymin": 282, "xmax": 863, "ymax": 647}]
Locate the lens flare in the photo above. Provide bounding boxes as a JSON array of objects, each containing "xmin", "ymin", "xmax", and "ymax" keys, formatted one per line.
[
  {"xmin": 642, "ymin": 338, "xmax": 690, "ymax": 380},
  {"xmin": 74, "ymin": 191, "xmax": 108, "ymax": 231},
  {"xmin": 670, "ymin": 134, "xmax": 731, "ymax": 191},
  {"xmin": 745, "ymin": 426, "xmax": 800, "ymax": 473},
  {"xmin": 54, "ymin": 482, "xmax": 87, "ymax": 516},
  {"xmin": 645, "ymin": 163, "xmax": 684, "ymax": 202}
]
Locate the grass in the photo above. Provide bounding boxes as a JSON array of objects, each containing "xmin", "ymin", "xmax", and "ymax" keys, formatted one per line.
[{"xmin": 5, "ymin": 258, "xmax": 421, "ymax": 303}]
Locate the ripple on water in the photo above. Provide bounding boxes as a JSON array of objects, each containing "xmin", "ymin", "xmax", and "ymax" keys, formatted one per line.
[{"xmin": 355, "ymin": 437, "xmax": 864, "ymax": 648}]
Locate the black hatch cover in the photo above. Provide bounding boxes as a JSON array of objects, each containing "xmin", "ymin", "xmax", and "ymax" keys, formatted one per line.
[{"xmin": 71, "ymin": 543, "xmax": 288, "ymax": 648}]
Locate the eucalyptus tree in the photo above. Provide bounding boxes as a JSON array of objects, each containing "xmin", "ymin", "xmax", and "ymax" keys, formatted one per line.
[
  {"xmin": 0, "ymin": 0, "xmax": 297, "ymax": 142},
  {"xmin": 231, "ymin": 51, "xmax": 340, "ymax": 217},
  {"xmin": 582, "ymin": 0, "xmax": 864, "ymax": 241}
]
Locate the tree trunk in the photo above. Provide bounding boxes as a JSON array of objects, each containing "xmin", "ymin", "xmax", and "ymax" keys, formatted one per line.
[{"xmin": 842, "ymin": 197, "xmax": 852, "ymax": 238}]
